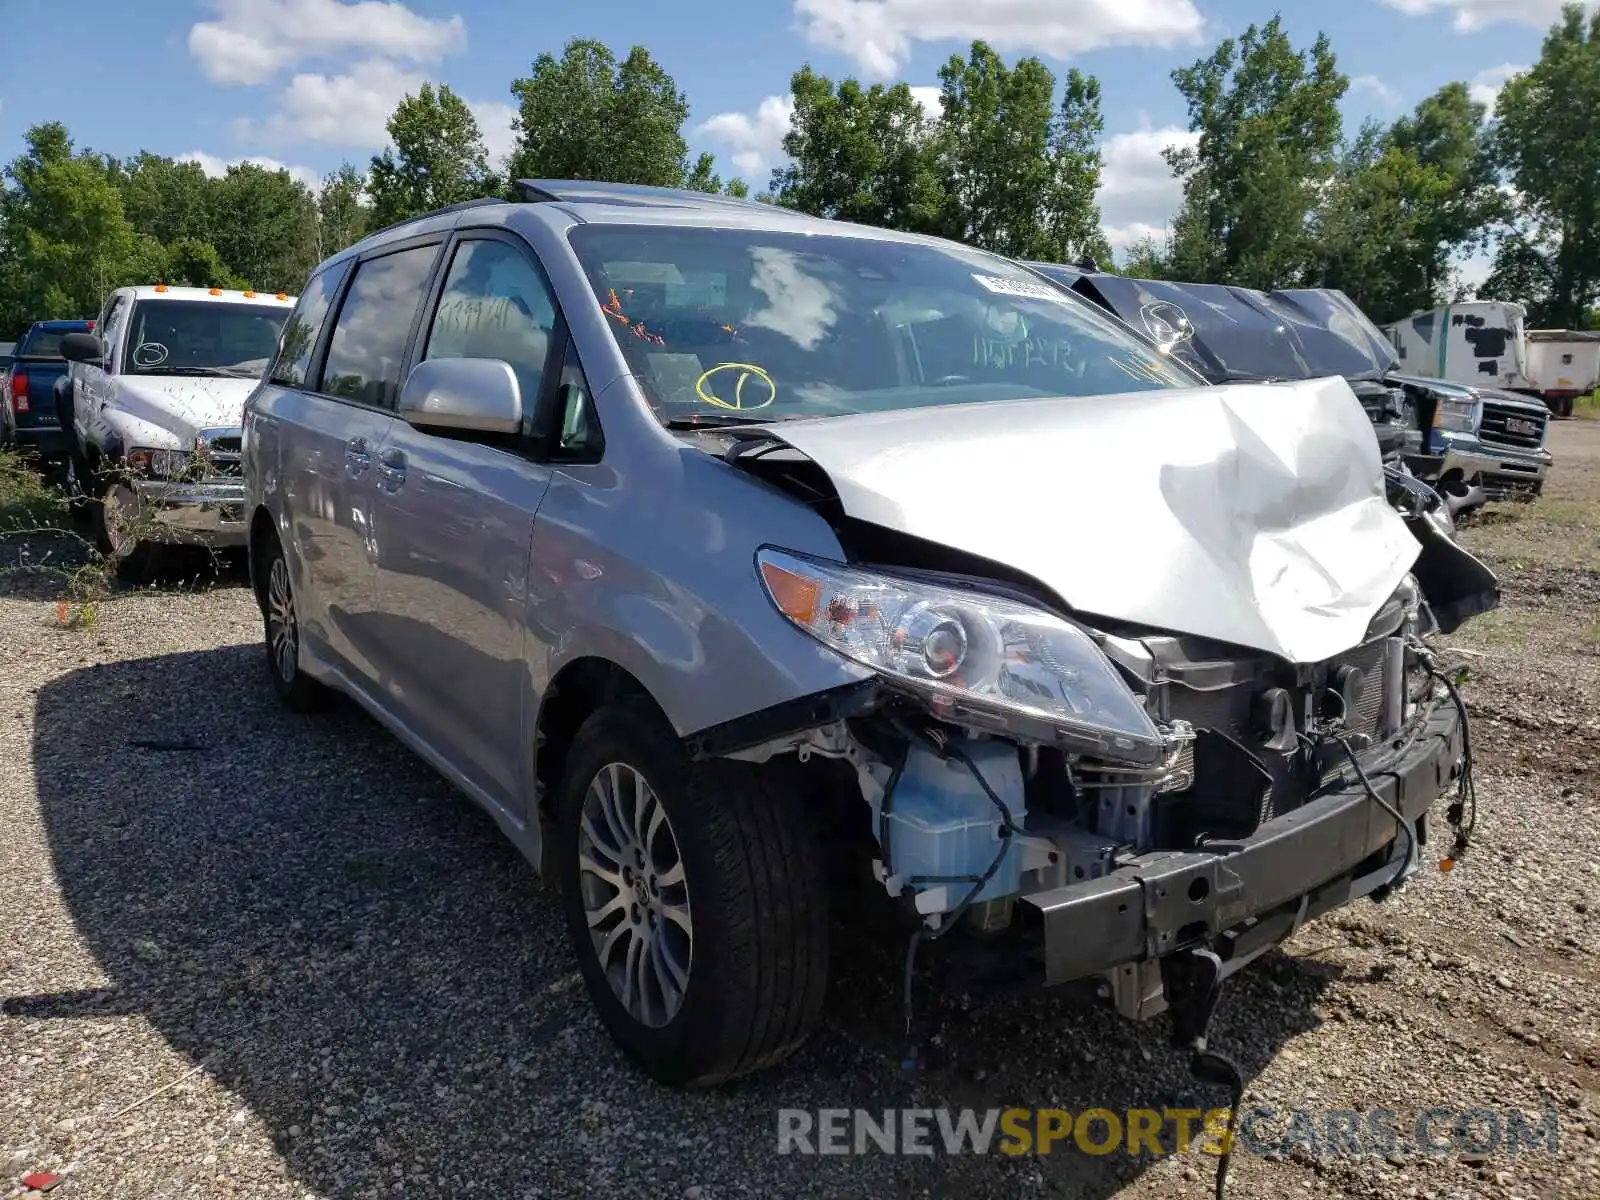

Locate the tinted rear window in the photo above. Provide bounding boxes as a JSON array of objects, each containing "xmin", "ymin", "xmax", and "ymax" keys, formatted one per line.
[{"xmin": 18, "ymin": 330, "xmax": 71, "ymax": 358}]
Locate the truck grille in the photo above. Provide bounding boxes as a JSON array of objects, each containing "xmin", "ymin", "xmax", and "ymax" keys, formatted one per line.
[
  {"xmin": 199, "ymin": 431, "xmax": 243, "ymax": 479},
  {"xmin": 1480, "ymin": 400, "xmax": 1548, "ymax": 450}
]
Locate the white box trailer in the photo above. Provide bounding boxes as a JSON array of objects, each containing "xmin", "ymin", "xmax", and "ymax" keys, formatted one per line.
[
  {"xmin": 1381, "ymin": 301, "xmax": 1534, "ymax": 393},
  {"xmin": 1524, "ymin": 329, "xmax": 1600, "ymax": 417}
]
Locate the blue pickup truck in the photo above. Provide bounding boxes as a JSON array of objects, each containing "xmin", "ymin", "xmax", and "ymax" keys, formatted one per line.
[{"xmin": 2, "ymin": 319, "xmax": 95, "ymax": 460}]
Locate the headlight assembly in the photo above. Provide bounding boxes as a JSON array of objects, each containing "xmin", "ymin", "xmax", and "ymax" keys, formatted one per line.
[
  {"xmin": 147, "ymin": 448, "xmax": 193, "ymax": 478},
  {"xmin": 755, "ymin": 548, "xmax": 1163, "ymax": 762},
  {"xmin": 1432, "ymin": 396, "xmax": 1480, "ymax": 434}
]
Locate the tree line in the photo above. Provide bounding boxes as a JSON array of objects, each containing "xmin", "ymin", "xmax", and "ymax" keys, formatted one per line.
[{"xmin": 4, "ymin": 6, "xmax": 1599, "ymax": 340}]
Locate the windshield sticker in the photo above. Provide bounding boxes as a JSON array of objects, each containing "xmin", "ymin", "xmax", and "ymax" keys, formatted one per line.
[
  {"xmin": 695, "ymin": 362, "xmax": 776, "ymax": 411},
  {"xmin": 132, "ymin": 342, "xmax": 169, "ymax": 368},
  {"xmin": 971, "ymin": 274, "xmax": 1071, "ymax": 304}
]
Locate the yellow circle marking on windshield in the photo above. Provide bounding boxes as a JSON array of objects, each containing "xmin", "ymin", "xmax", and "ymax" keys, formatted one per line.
[{"xmin": 695, "ymin": 362, "xmax": 776, "ymax": 411}]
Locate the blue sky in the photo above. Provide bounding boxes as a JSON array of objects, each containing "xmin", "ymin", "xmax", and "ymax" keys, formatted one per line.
[{"xmin": 0, "ymin": 0, "xmax": 1579, "ymax": 275}]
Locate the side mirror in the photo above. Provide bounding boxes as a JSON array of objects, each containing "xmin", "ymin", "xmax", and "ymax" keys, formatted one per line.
[
  {"xmin": 59, "ymin": 332, "xmax": 108, "ymax": 364},
  {"xmin": 397, "ymin": 357, "xmax": 522, "ymax": 434}
]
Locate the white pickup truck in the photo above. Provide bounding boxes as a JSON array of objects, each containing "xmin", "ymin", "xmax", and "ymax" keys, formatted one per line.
[{"xmin": 55, "ymin": 284, "xmax": 296, "ymax": 575}]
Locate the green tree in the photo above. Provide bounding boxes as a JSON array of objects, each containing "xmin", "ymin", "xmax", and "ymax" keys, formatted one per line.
[
  {"xmin": 114, "ymin": 152, "xmax": 213, "ymax": 247},
  {"xmin": 1494, "ymin": 3, "xmax": 1600, "ymax": 327},
  {"xmin": 1121, "ymin": 233, "xmax": 1174, "ymax": 279},
  {"xmin": 1044, "ymin": 69, "xmax": 1114, "ymax": 266},
  {"xmin": 164, "ymin": 236, "xmax": 244, "ymax": 288},
  {"xmin": 206, "ymin": 163, "xmax": 318, "ymax": 293},
  {"xmin": 917, "ymin": 44, "xmax": 1113, "ymax": 262},
  {"xmin": 1482, "ymin": 228, "xmax": 1560, "ymax": 320},
  {"xmin": 1166, "ymin": 17, "xmax": 1348, "ymax": 288},
  {"xmin": 725, "ymin": 177, "xmax": 750, "ymax": 198},
  {"xmin": 509, "ymin": 39, "xmax": 690, "ymax": 186},
  {"xmin": 317, "ymin": 163, "xmax": 372, "ymax": 257},
  {"xmin": 684, "ymin": 152, "xmax": 722, "ymax": 194},
  {"xmin": 368, "ymin": 84, "xmax": 495, "ymax": 228},
  {"xmin": 771, "ymin": 65, "xmax": 943, "ymax": 231},
  {"xmin": 934, "ymin": 42, "xmax": 1057, "ymax": 257},
  {"xmin": 0, "ymin": 123, "xmax": 163, "ymax": 334}
]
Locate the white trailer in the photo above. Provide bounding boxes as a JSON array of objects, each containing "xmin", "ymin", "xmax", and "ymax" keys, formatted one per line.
[
  {"xmin": 1381, "ymin": 301, "xmax": 1533, "ymax": 393},
  {"xmin": 1524, "ymin": 329, "xmax": 1600, "ymax": 418}
]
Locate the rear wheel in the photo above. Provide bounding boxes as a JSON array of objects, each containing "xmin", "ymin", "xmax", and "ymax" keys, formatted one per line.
[
  {"xmin": 257, "ymin": 530, "xmax": 330, "ymax": 712},
  {"xmin": 557, "ymin": 698, "xmax": 830, "ymax": 1086}
]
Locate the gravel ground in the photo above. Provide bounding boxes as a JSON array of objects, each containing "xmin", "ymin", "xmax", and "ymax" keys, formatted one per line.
[{"xmin": 2, "ymin": 425, "xmax": 1599, "ymax": 1200}]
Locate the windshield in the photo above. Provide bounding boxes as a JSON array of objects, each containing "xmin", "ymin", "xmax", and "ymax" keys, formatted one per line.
[
  {"xmin": 125, "ymin": 300, "xmax": 290, "ymax": 378},
  {"xmin": 567, "ymin": 226, "xmax": 1198, "ymax": 425}
]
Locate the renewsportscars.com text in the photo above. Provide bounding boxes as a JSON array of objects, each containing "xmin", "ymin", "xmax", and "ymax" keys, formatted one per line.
[{"xmin": 776, "ymin": 1106, "xmax": 1562, "ymax": 1159}]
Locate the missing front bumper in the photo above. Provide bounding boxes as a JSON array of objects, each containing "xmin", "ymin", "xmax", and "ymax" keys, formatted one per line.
[{"xmin": 1023, "ymin": 704, "xmax": 1462, "ymax": 988}]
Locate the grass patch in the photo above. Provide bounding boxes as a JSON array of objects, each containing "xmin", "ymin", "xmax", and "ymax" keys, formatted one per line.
[
  {"xmin": 1575, "ymin": 389, "xmax": 1600, "ymax": 420},
  {"xmin": 0, "ymin": 448, "xmax": 68, "ymax": 531},
  {"xmin": 1453, "ymin": 606, "xmax": 1542, "ymax": 651}
]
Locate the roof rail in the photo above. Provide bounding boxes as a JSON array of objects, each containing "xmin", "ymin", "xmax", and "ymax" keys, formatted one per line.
[
  {"xmin": 515, "ymin": 180, "xmax": 565, "ymax": 202},
  {"xmin": 361, "ymin": 195, "xmax": 506, "ymax": 242},
  {"xmin": 513, "ymin": 178, "xmax": 778, "ymax": 212}
]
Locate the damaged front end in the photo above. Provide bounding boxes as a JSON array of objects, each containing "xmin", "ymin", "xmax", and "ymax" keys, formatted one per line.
[{"xmin": 685, "ymin": 381, "xmax": 1490, "ymax": 1032}]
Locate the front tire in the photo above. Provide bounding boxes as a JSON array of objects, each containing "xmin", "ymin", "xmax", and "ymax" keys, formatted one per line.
[
  {"xmin": 557, "ymin": 698, "xmax": 830, "ymax": 1087},
  {"xmin": 91, "ymin": 479, "xmax": 157, "ymax": 582},
  {"xmin": 257, "ymin": 530, "xmax": 330, "ymax": 712}
]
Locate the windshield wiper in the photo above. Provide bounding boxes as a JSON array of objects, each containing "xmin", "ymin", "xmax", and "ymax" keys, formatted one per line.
[
  {"xmin": 1214, "ymin": 369, "xmax": 1283, "ymax": 383},
  {"xmin": 143, "ymin": 366, "xmax": 240, "ymax": 378},
  {"xmin": 665, "ymin": 413, "xmax": 789, "ymax": 429}
]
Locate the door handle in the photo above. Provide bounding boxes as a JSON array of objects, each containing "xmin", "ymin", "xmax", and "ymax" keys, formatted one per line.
[
  {"xmin": 344, "ymin": 437, "xmax": 371, "ymax": 476},
  {"xmin": 376, "ymin": 448, "xmax": 407, "ymax": 490}
]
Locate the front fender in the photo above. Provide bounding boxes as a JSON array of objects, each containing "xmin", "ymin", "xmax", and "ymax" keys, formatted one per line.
[{"xmin": 524, "ymin": 442, "xmax": 872, "ymax": 743}]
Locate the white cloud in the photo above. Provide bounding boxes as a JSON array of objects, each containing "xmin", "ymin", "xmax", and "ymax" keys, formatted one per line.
[
  {"xmin": 1096, "ymin": 121, "xmax": 1196, "ymax": 257},
  {"xmin": 793, "ymin": 0, "xmax": 1205, "ymax": 78},
  {"xmin": 908, "ymin": 86, "xmax": 943, "ymax": 120},
  {"xmin": 696, "ymin": 84, "xmax": 943, "ymax": 180},
  {"xmin": 470, "ymin": 100, "xmax": 519, "ymax": 169},
  {"xmin": 1380, "ymin": 0, "xmax": 1594, "ymax": 32},
  {"xmin": 189, "ymin": 0, "xmax": 465, "ymax": 86},
  {"xmin": 178, "ymin": 150, "xmax": 322, "ymax": 188},
  {"xmin": 1101, "ymin": 221, "xmax": 1172, "ymax": 255},
  {"xmin": 1469, "ymin": 63, "xmax": 1526, "ymax": 110},
  {"xmin": 1351, "ymin": 75, "xmax": 1401, "ymax": 107},
  {"xmin": 697, "ymin": 95, "xmax": 797, "ymax": 180},
  {"xmin": 1454, "ymin": 248, "xmax": 1494, "ymax": 297},
  {"xmin": 244, "ymin": 59, "xmax": 424, "ymax": 149}
]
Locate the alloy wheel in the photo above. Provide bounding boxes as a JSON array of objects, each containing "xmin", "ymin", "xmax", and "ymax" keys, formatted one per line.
[
  {"xmin": 267, "ymin": 556, "xmax": 298, "ymax": 682},
  {"xmin": 577, "ymin": 762, "xmax": 693, "ymax": 1028}
]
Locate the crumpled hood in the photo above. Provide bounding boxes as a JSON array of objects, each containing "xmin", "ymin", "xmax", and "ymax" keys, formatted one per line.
[
  {"xmin": 116, "ymin": 376, "xmax": 259, "ymax": 443},
  {"xmin": 767, "ymin": 377, "xmax": 1422, "ymax": 665}
]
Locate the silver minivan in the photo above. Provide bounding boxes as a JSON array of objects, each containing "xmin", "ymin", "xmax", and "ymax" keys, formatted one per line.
[{"xmin": 243, "ymin": 181, "xmax": 1483, "ymax": 1088}]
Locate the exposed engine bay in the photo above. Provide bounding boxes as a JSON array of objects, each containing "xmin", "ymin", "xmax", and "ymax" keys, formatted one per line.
[
  {"xmin": 673, "ymin": 378, "xmax": 1488, "ymax": 1196},
  {"xmin": 677, "ymin": 378, "xmax": 1489, "ymax": 1024}
]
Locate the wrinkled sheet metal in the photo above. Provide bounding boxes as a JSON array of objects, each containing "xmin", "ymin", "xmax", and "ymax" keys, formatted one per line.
[
  {"xmin": 769, "ymin": 377, "xmax": 1421, "ymax": 665},
  {"xmin": 1032, "ymin": 266, "xmax": 1399, "ymax": 387}
]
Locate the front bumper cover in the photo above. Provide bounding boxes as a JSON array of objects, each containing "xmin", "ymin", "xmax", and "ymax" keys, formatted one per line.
[
  {"xmin": 1440, "ymin": 444, "xmax": 1552, "ymax": 499},
  {"xmin": 130, "ymin": 478, "xmax": 248, "ymax": 547},
  {"xmin": 1024, "ymin": 703, "xmax": 1463, "ymax": 986}
]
